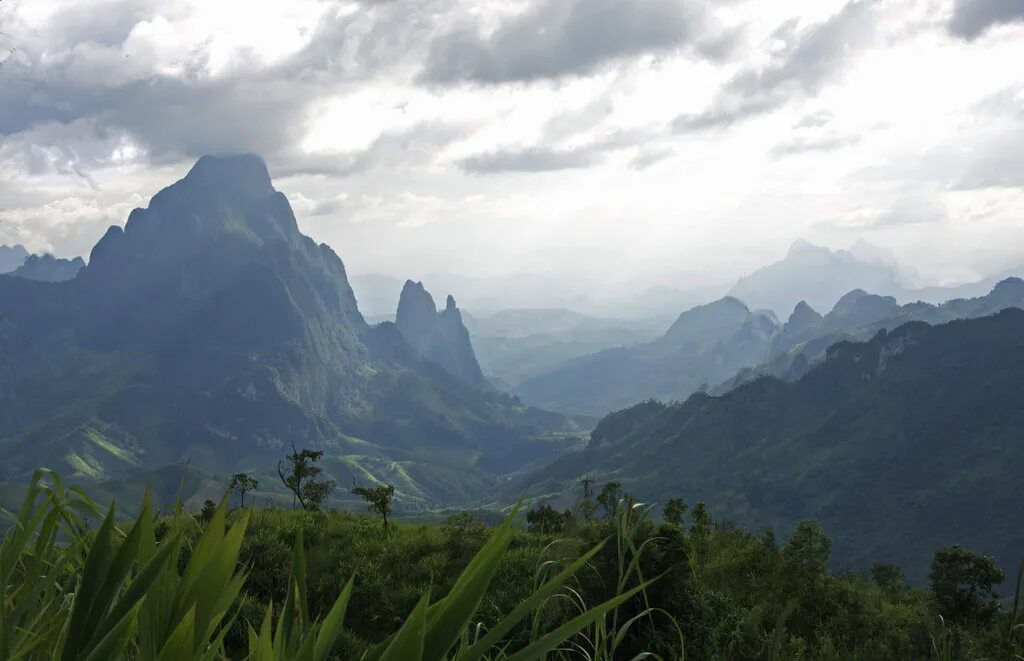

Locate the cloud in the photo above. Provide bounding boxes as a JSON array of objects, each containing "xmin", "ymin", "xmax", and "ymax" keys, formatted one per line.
[
  {"xmin": 949, "ymin": 0, "xmax": 1024, "ymax": 40},
  {"xmin": 458, "ymin": 147, "xmax": 600, "ymax": 173},
  {"xmin": 837, "ymin": 195, "xmax": 948, "ymax": 229},
  {"xmin": 421, "ymin": 0, "xmax": 735, "ymax": 84},
  {"xmin": 771, "ymin": 132, "xmax": 860, "ymax": 157},
  {"xmin": 674, "ymin": 1, "xmax": 877, "ymax": 131}
]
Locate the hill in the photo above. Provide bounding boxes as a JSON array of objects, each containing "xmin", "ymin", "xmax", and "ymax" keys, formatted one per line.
[
  {"xmin": 0, "ymin": 155, "xmax": 577, "ymax": 506},
  {"xmin": 516, "ymin": 310, "xmax": 1024, "ymax": 580}
]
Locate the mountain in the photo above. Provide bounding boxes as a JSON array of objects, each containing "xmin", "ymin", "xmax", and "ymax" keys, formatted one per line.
[
  {"xmin": 737, "ymin": 277, "xmax": 1024, "ymax": 385},
  {"xmin": 517, "ymin": 310, "xmax": 1024, "ymax": 581},
  {"xmin": 9, "ymin": 254, "xmax": 86, "ymax": 282},
  {"xmin": 730, "ymin": 240, "xmax": 906, "ymax": 318},
  {"xmin": 516, "ymin": 297, "xmax": 778, "ymax": 415},
  {"xmin": 394, "ymin": 280, "xmax": 488, "ymax": 390},
  {"xmin": 0, "ymin": 245, "xmax": 29, "ymax": 273},
  {"xmin": 0, "ymin": 155, "xmax": 577, "ymax": 505}
]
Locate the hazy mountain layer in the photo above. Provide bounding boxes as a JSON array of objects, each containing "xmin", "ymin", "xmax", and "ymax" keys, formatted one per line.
[
  {"xmin": 730, "ymin": 240, "xmax": 906, "ymax": 318},
  {"xmin": 0, "ymin": 245, "xmax": 29, "ymax": 274},
  {"xmin": 516, "ymin": 297, "xmax": 778, "ymax": 415},
  {"xmin": 516, "ymin": 310, "xmax": 1024, "ymax": 580},
  {"xmin": 733, "ymin": 277, "xmax": 1024, "ymax": 386},
  {"xmin": 9, "ymin": 254, "xmax": 86, "ymax": 282}
]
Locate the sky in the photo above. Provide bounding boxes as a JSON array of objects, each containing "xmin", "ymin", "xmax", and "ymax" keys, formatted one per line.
[{"xmin": 1, "ymin": 0, "xmax": 1023, "ymax": 293}]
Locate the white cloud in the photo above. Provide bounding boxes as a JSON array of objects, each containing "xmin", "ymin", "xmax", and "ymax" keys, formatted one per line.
[{"xmin": 0, "ymin": 0, "xmax": 1022, "ymax": 298}]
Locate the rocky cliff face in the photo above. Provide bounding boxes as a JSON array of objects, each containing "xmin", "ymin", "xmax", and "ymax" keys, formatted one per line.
[{"xmin": 395, "ymin": 281, "xmax": 488, "ymax": 390}]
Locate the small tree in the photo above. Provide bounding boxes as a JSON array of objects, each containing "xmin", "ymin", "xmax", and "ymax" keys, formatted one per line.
[
  {"xmin": 576, "ymin": 475, "xmax": 597, "ymax": 522},
  {"xmin": 199, "ymin": 499, "xmax": 217, "ymax": 525},
  {"xmin": 526, "ymin": 504, "xmax": 571, "ymax": 535},
  {"xmin": 930, "ymin": 545, "xmax": 1005, "ymax": 627},
  {"xmin": 228, "ymin": 473, "xmax": 258, "ymax": 509},
  {"xmin": 663, "ymin": 497, "xmax": 687, "ymax": 527},
  {"xmin": 871, "ymin": 562, "xmax": 904, "ymax": 591},
  {"xmin": 277, "ymin": 443, "xmax": 333, "ymax": 511},
  {"xmin": 351, "ymin": 484, "xmax": 396, "ymax": 531},
  {"xmin": 596, "ymin": 481, "xmax": 622, "ymax": 519}
]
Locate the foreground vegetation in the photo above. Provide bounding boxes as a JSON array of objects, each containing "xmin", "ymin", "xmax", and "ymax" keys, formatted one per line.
[{"xmin": 2, "ymin": 470, "xmax": 1022, "ymax": 659}]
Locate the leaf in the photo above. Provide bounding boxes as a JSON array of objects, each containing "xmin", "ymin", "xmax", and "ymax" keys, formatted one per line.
[
  {"xmin": 502, "ymin": 580, "xmax": 654, "ymax": 661},
  {"xmin": 314, "ymin": 575, "xmax": 355, "ymax": 661},
  {"xmin": 459, "ymin": 540, "xmax": 608, "ymax": 660},
  {"xmin": 378, "ymin": 592, "xmax": 430, "ymax": 661}
]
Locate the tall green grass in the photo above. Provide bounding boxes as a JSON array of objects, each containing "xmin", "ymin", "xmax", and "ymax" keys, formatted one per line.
[{"xmin": 0, "ymin": 471, "xmax": 669, "ymax": 659}]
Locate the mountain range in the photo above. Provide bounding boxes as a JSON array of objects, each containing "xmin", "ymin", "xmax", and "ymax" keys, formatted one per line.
[
  {"xmin": 514, "ymin": 309, "xmax": 1024, "ymax": 580},
  {"xmin": 0, "ymin": 155, "xmax": 578, "ymax": 506},
  {"xmin": 515, "ymin": 297, "xmax": 778, "ymax": 415},
  {"xmin": 10, "ymin": 254, "xmax": 86, "ymax": 282}
]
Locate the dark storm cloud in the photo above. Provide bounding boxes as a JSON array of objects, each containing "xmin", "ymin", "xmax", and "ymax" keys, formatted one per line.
[
  {"xmin": 949, "ymin": 0, "xmax": 1024, "ymax": 40},
  {"xmin": 0, "ymin": 0, "xmax": 440, "ymax": 174},
  {"xmin": 674, "ymin": 0, "xmax": 877, "ymax": 131},
  {"xmin": 421, "ymin": 0, "xmax": 736, "ymax": 85},
  {"xmin": 458, "ymin": 147, "xmax": 600, "ymax": 173}
]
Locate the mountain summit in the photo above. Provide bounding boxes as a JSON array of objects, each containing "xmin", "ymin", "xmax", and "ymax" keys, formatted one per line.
[
  {"xmin": 395, "ymin": 281, "xmax": 488, "ymax": 389},
  {"xmin": 730, "ymin": 240, "xmax": 905, "ymax": 317},
  {"xmin": 0, "ymin": 155, "xmax": 568, "ymax": 502}
]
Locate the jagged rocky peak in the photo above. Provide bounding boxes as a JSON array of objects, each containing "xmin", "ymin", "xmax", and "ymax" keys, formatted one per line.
[
  {"xmin": 394, "ymin": 281, "xmax": 487, "ymax": 389},
  {"xmin": 86, "ymin": 154, "xmax": 307, "ymax": 279},
  {"xmin": 10, "ymin": 254, "xmax": 86, "ymax": 283},
  {"xmin": 396, "ymin": 280, "xmax": 439, "ymax": 330}
]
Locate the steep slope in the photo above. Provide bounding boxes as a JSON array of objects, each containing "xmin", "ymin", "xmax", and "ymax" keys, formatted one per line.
[
  {"xmin": 730, "ymin": 240, "xmax": 906, "ymax": 317},
  {"xmin": 0, "ymin": 245, "xmax": 29, "ymax": 273},
  {"xmin": 517, "ymin": 297, "xmax": 778, "ymax": 415},
  {"xmin": 0, "ymin": 155, "xmax": 573, "ymax": 504},
  {"xmin": 394, "ymin": 280, "xmax": 488, "ymax": 389},
  {"xmin": 10, "ymin": 254, "xmax": 86, "ymax": 282},
  {"xmin": 519, "ymin": 310, "xmax": 1024, "ymax": 580}
]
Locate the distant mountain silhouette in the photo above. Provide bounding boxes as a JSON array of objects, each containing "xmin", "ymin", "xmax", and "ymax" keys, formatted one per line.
[
  {"xmin": 0, "ymin": 155, "xmax": 573, "ymax": 503},
  {"xmin": 9, "ymin": 254, "xmax": 85, "ymax": 282},
  {"xmin": 516, "ymin": 297, "xmax": 778, "ymax": 414},
  {"xmin": 730, "ymin": 240, "xmax": 906, "ymax": 317},
  {"xmin": 0, "ymin": 245, "xmax": 29, "ymax": 274},
  {"xmin": 517, "ymin": 310, "xmax": 1024, "ymax": 580},
  {"xmin": 732, "ymin": 277, "xmax": 1024, "ymax": 385},
  {"xmin": 395, "ymin": 280, "xmax": 488, "ymax": 389}
]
